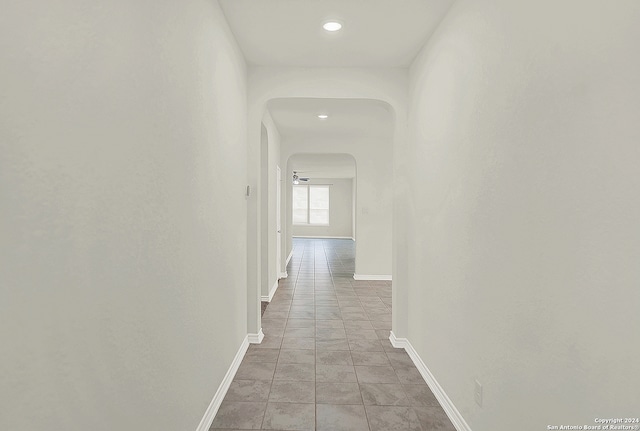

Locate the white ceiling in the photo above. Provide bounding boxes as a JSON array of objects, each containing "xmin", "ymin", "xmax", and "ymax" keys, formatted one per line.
[
  {"xmin": 268, "ymin": 98, "xmax": 394, "ymax": 141},
  {"xmin": 289, "ymin": 153, "xmax": 356, "ymax": 179},
  {"xmin": 218, "ymin": 0, "xmax": 455, "ymax": 67}
]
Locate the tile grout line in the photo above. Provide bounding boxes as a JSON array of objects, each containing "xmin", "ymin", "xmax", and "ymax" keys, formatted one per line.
[{"xmin": 253, "ymin": 239, "xmax": 400, "ymax": 430}]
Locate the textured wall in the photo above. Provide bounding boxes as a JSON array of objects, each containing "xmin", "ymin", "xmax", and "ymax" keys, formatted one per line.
[
  {"xmin": 0, "ymin": 0, "xmax": 248, "ymax": 429},
  {"xmin": 261, "ymin": 112, "xmax": 282, "ymax": 297},
  {"xmin": 283, "ymin": 139, "xmax": 393, "ymax": 277},
  {"xmin": 248, "ymin": 66, "xmax": 408, "ymax": 284},
  {"xmin": 400, "ymin": 0, "xmax": 640, "ymax": 429}
]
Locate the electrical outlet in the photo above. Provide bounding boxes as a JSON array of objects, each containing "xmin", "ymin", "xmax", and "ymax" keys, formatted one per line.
[{"xmin": 474, "ymin": 380, "xmax": 483, "ymax": 407}]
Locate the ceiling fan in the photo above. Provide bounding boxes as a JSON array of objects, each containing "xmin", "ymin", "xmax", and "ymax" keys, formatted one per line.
[{"xmin": 292, "ymin": 171, "xmax": 310, "ymax": 184}]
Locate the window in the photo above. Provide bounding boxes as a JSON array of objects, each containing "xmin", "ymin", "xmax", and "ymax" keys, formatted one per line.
[{"xmin": 293, "ymin": 185, "xmax": 329, "ymax": 225}]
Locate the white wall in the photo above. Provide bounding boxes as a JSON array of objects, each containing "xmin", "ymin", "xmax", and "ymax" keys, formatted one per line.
[
  {"xmin": 399, "ymin": 1, "xmax": 640, "ymax": 430},
  {"xmin": 352, "ymin": 177, "xmax": 357, "ymax": 240},
  {"xmin": 0, "ymin": 1, "xmax": 248, "ymax": 430},
  {"xmin": 248, "ymin": 67, "xmax": 408, "ymax": 287},
  {"xmin": 292, "ymin": 178, "xmax": 354, "ymax": 239},
  {"xmin": 260, "ymin": 111, "xmax": 281, "ymax": 298},
  {"xmin": 282, "ymin": 142, "xmax": 393, "ymax": 277},
  {"xmin": 260, "ymin": 124, "xmax": 270, "ymax": 296}
]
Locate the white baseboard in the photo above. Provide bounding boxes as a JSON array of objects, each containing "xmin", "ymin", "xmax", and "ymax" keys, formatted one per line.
[
  {"xmin": 278, "ymin": 271, "xmax": 288, "ymax": 279},
  {"xmin": 195, "ymin": 335, "xmax": 249, "ymax": 431},
  {"xmin": 261, "ymin": 280, "xmax": 279, "ymax": 302},
  {"xmin": 292, "ymin": 235, "xmax": 353, "ymax": 239},
  {"xmin": 388, "ymin": 332, "xmax": 472, "ymax": 431},
  {"xmin": 389, "ymin": 330, "xmax": 408, "ymax": 348},
  {"xmin": 353, "ymin": 274, "xmax": 392, "ymax": 281},
  {"xmin": 286, "ymin": 250, "xmax": 293, "ymax": 266},
  {"xmin": 247, "ymin": 329, "xmax": 264, "ymax": 344}
]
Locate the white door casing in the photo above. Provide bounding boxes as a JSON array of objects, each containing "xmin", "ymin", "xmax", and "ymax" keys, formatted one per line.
[{"xmin": 276, "ymin": 165, "xmax": 282, "ymax": 278}]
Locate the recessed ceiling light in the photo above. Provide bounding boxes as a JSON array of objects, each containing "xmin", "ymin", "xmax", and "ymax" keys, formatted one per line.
[
  {"xmin": 317, "ymin": 114, "xmax": 329, "ymax": 119},
  {"xmin": 323, "ymin": 21, "xmax": 342, "ymax": 32}
]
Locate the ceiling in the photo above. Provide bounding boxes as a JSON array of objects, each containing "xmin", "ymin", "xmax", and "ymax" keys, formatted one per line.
[
  {"xmin": 218, "ymin": 0, "xmax": 455, "ymax": 67},
  {"xmin": 289, "ymin": 153, "xmax": 356, "ymax": 179},
  {"xmin": 268, "ymin": 98, "xmax": 394, "ymax": 141}
]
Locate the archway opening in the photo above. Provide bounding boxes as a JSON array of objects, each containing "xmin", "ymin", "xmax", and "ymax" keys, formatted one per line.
[{"xmin": 254, "ymin": 97, "xmax": 396, "ymax": 333}]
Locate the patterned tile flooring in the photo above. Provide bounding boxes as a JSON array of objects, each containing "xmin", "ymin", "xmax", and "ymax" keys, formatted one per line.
[{"xmin": 211, "ymin": 238, "xmax": 456, "ymax": 431}]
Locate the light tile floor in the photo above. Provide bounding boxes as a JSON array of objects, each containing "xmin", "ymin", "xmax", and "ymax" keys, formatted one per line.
[{"xmin": 211, "ymin": 238, "xmax": 456, "ymax": 431}]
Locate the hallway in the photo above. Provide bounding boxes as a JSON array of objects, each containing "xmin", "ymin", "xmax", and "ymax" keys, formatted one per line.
[
  {"xmin": 4, "ymin": 1, "xmax": 640, "ymax": 429},
  {"xmin": 212, "ymin": 238, "xmax": 455, "ymax": 431}
]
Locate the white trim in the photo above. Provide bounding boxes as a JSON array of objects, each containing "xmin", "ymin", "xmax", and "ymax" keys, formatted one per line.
[
  {"xmin": 286, "ymin": 249, "xmax": 293, "ymax": 266},
  {"xmin": 351, "ymin": 237, "xmax": 355, "ymax": 241},
  {"xmin": 293, "ymin": 235, "xmax": 353, "ymax": 239},
  {"xmin": 389, "ymin": 330, "xmax": 408, "ymax": 349},
  {"xmin": 388, "ymin": 332, "xmax": 472, "ymax": 431},
  {"xmin": 353, "ymin": 274, "xmax": 392, "ymax": 281},
  {"xmin": 292, "ymin": 224, "xmax": 330, "ymax": 227},
  {"xmin": 261, "ymin": 280, "xmax": 279, "ymax": 302},
  {"xmin": 278, "ymin": 271, "xmax": 288, "ymax": 279},
  {"xmin": 247, "ymin": 329, "xmax": 264, "ymax": 344},
  {"xmin": 195, "ymin": 335, "xmax": 249, "ymax": 431}
]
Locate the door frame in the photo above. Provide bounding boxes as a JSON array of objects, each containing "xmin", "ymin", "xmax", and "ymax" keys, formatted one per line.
[{"xmin": 276, "ymin": 165, "xmax": 282, "ymax": 279}]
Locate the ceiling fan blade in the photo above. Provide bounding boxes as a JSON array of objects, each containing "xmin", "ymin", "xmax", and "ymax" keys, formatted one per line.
[{"xmin": 300, "ymin": 178, "xmax": 310, "ymax": 181}]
